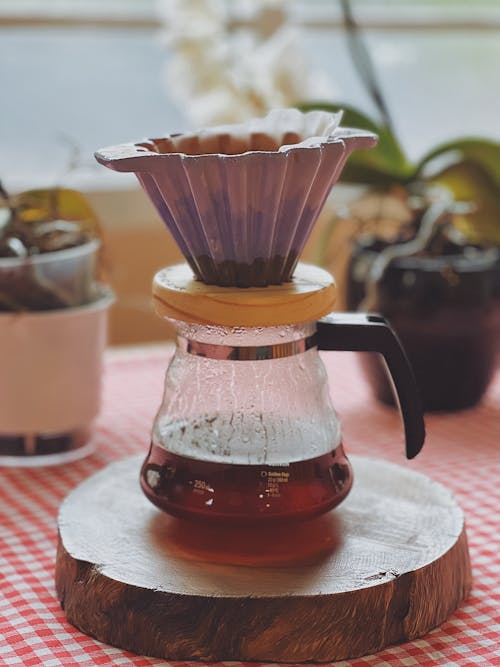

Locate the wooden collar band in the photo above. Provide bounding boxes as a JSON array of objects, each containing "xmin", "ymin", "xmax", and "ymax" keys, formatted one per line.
[{"xmin": 152, "ymin": 262, "xmax": 336, "ymax": 327}]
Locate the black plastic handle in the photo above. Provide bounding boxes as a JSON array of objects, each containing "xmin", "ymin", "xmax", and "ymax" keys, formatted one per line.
[{"xmin": 316, "ymin": 313, "xmax": 425, "ymax": 459}]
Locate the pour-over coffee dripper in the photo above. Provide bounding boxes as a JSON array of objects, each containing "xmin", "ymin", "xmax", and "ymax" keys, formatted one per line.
[
  {"xmin": 96, "ymin": 108, "xmax": 373, "ymax": 287},
  {"xmin": 95, "ymin": 108, "xmax": 425, "ymax": 525}
]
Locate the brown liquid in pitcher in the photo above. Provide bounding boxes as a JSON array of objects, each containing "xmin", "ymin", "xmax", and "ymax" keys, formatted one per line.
[{"xmin": 141, "ymin": 443, "xmax": 352, "ymax": 525}]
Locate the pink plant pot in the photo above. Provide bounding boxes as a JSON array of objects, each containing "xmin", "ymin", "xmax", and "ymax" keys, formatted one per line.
[{"xmin": 0, "ymin": 289, "xmax": 114, "ymax": 466}]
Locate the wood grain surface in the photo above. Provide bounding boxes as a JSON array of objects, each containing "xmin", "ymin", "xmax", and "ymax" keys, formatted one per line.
[
  {"xmin": 56, "ymin": 455, "xmax": 471, "ymax": 662},
  {"xmin": 152, "ymin": 262, "xmax": 337, "ymax": 326}
]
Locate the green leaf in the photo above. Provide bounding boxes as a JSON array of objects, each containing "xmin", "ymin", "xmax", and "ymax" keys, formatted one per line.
[
  {"xmin": 416, "ymin": 138, "xmax": 500, "ymax": 186},
  {"xmin": 430, "ymin": 159, "xmax": 500, "ymax": 245},
  {"xmin": 299, "ymin": 102, "xmax": 413, "ymax": 186}
]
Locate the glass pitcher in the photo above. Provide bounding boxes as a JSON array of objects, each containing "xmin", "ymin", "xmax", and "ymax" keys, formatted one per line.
[{"xmin": 141, "ymin": 313, "xmax": 424, "ymax": 525}]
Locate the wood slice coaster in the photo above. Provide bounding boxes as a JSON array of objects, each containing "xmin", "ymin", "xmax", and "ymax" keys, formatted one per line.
[{"xmin": 56, "ymin": 455, "xmax": 471, "ymax": 663}]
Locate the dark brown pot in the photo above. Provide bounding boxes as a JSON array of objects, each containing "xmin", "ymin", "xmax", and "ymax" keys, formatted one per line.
[{"xmin": 347, "ymin": 243, "xmax": 500, "ymax": 412}]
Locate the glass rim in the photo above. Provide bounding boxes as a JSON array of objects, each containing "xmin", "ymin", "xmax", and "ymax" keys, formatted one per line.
[{"xmin": 0, "ymin": 237, "xmax": 100, "ymax": 267}]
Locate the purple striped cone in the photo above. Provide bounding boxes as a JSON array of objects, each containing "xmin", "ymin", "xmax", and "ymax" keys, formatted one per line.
[{"xmin": 95, "ymin": 109, "xmax": 377, "ymax": 287}]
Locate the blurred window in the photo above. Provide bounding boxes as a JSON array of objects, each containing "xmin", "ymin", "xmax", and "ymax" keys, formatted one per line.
[{"xmin": 1, "ymin": 0, "xmax": 499, "ymax": 190}]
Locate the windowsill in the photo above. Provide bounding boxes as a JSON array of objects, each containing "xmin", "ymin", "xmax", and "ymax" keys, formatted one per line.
[{"xmin": 1, "ymin": 1, "xmax": 500, "ymax": 29}]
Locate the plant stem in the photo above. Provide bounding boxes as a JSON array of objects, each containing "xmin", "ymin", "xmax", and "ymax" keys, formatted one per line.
[
  {"xmin": 0, "ymin": 179, "xmax": 14, "ymax": 213},
  {"xmin": 340, "ymin": 0, "xmax": 395, "ymax": 132}
]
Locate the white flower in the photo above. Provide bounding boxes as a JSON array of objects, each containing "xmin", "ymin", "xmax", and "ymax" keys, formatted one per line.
[
  {"xmin": 158, "ymin": 0, "xmax": 226, "ymax": 29},
  {"xmin": 239, "ymin": 27, "xmax": 318, "ymax": 108},
  {"xmin": 158, "ymin": 0, "xmax": 336, "ymax": 127},
  {"xmin": 188, "ymin": 87, "xmax": 260, "ymax": 126}
]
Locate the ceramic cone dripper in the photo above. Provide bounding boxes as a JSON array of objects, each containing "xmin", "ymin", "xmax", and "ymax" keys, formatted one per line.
[{"xmin": 95, "ymin": 108, "xmax": 377, "ymax": 287}]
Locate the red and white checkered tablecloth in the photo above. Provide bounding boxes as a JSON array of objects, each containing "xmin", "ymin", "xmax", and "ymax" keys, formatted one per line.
[{"xmin": 1, "ymin": 346, "xmax": 499, "ymax": 667}]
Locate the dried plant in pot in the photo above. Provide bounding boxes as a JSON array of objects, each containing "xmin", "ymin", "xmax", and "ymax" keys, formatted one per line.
[
  {"xmin": 302, "ymin": 0, "xmax": 500, "ymax": 412},
  {"xmin": 314, "ymin": 150, "xmax": 500, "ymax": 412},
  {"xmin": 344, "ymin": 187, "xmax": 500, "ymax": 411},
  {"xmin": 306, "ymin": 103, "xmax": 500, "ymax": 411},
  {"xmin": 0, "ymin": 184, "xmax": 114, "ymax": 465}
]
